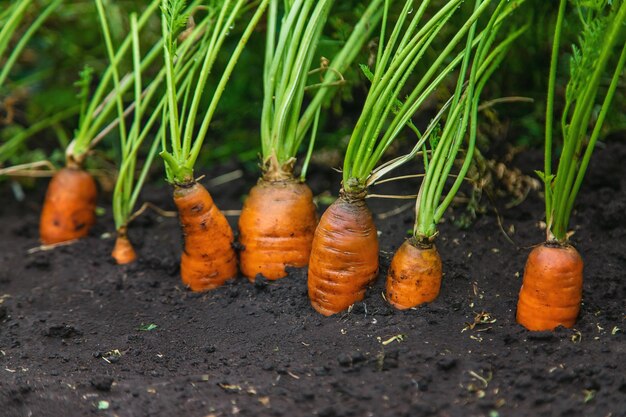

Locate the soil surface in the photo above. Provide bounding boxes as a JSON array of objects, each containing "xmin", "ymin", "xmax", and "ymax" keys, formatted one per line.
[{"xmin": 0, "ymin": 143, "xmax": 625, "ymax": 417}]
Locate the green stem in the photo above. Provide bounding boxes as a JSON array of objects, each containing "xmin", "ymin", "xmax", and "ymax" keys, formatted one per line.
[
  {"xmin": 551, "ymin": 1, "xmax": 626, "ymax": 241},
  {"xmin": 0, "ymin": 0, "xmax": 33, "ymax": 61},
  {"xmin": 300, "ymin": 106, "xmax": 321, "ymax": 181},
  {"xmin": 544, "ymin": 0, "xmax": 567, "ymax": 232},
  {"xmin": 187, "ymin": 0, "xmax": 270, "ymax": 169}
]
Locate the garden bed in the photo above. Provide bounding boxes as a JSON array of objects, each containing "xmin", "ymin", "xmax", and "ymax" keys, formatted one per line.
[{"xmin": 0, "ymin": 142, "xmax": 624, "ymax": 417}]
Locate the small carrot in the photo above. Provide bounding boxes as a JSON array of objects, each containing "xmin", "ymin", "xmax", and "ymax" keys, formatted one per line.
[
  {"xmin": 111, "ymin": 226, "xmax": 137, "ymax": 265},
  {"xmin": 39, "ymin": 167, "xmax": 97, "ymax": 245},
  {"xmin": 385, "ymin": 240, "xmax": 442, "ymax": 310},
  {"xmin": 516, "ymin": 243, "xmax": 583, "ymax": 331},
  {"xmin": 173, "ymin": 182, "xmax": 237, "ymax": 292},
  {"xmin": 307, "ymin": 193, "xmax": 379, "ymax": 316},
  {"xmin": 239, "ymin": 178, "xmax": 317, "ymax": 281}
]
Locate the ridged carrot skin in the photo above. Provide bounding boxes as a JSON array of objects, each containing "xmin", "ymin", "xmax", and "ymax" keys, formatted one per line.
[
  {"xmin": 39, "ymin": 167, "xmax": 97, "ymax": 244},
  {"xmin": 111, "ymin": 228, "xmax": 137, "ymax": 265},
  {"xmin": 173, "ymin": 182, "xmax": 237, "ymax": 291},
  {"xmin": 516, "ymin": 243, "xmax": 583, "ymax": 331},
  {"xmin": 238, "ymin": 178, "xmax": 317, "ymax": 281},
  {"xmin": 307, "ymin": 195, "xmax": 379, "ymax": 316},
  {"xmin": 386, "ymin": 240, "xmax": 442, "ymax": 309}
]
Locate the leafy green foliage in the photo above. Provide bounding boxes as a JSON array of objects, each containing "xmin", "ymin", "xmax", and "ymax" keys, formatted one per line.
[
  {"xmin": 161, "ymin": 0, "xmax": 188, "ymax": 52},
  {"xmin": 566, "ymin": 15, "xmax": 607, "ymax": 107},
  {"xmin": 544, "ymin": 0, "xmax": 626, "ymax": 242},
  {"xmin": 160, "ymin": 0, "xmax": 270, "ymax": 184},
  {"xmin": 75, "ymin": 65, "xmax": 94, "ymax": 133},
  {"xmin": 259, "ymin": 0, "xmax": 384, "ymax": 178}
]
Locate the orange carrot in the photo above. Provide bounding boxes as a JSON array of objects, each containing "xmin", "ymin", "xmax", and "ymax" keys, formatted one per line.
[
  {"xmin": 111, "ymin": 227, "xmax": 137, "ymax": 265},
  {"xmin": 39, "ymin": 167, "xmax": 97, "ymax": 245},
  {"xmin": 238, "ymin": 178, "xmax": 317, "ymax": 281},
  {"xmin": 516, "ymin": 243, "xmax": 583, "ymax": 331},
  {"xmin": 385, "ymin": 240, "xmax": 442, "ymax": 309},
  {"xmin": 173, "ymin": 182, "xmax": 237, "ymax": 291},
  {"xmin": 307, "ymin": 193, "xmax": 379, "ymax": 316}
]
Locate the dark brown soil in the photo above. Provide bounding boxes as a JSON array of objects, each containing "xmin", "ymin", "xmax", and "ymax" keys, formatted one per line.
[{"xmin": 0, "ymin": 143, "xmax": 625, "ymax": 417}]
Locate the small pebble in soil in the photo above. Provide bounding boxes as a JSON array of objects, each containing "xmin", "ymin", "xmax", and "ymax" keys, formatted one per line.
[
  {"xmin": 337, "ymin": 353, "xmax": 352, "ymax": 367},
  {"xmin": 313, "ymin": 366, "xmax": 329, "ymax": 376},
  {"xmin": 254, "ymin": 276, "xmax": 269, "ymax": 290},
  {"xmin": 90, "ymin": 375, "xmax": 114, "ymax": 391},
  {"xmin": 45, "ymin": 324, "xmax": 82, "ymax": 338},
  {"xmin": 436, "ymin": 357, "xmax": 457, "ymax": 371},
  {"xmin": 351, "ymin": 351, "xmax": 366, "ymax": 363}
]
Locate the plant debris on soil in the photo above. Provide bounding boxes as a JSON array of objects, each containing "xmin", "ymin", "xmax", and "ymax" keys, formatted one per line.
[{"xmin": 0, "ymin": 143, "xmax": 625, "ymax": 417}]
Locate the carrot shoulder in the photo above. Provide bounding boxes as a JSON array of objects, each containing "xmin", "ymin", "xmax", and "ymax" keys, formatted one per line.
[
  {"xmin": 173, "ymin": 182, "xmax": 237, "ymax": 291},
  {"xmin": 307, "ymin": 195, "xmax": 379, "ymax": 316},
  {"xmin": 516, "ymin": 243, "xmax": 583, "ymax": 331},
  {"xmin": 386, "ymin": 240, "xmax": 442, "ymax": 309},
  {"xmin": 238, "ymin": 178, "xmax": 317, "ymax": 281},
  {"xmin": 39, "ymin": 167, "xmax": 97, "ymax": 245}
]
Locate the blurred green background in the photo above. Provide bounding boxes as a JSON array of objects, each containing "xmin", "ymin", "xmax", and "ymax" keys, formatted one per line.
[{"xmin": 1, "ymin": 0, "xmax": 625, "ymax": 181}]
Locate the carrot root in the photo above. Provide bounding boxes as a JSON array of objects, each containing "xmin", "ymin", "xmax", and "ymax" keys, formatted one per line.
[
  {"xmin": 111, "ymin": 228, "xmax": 137, "ymax": 265},
  {"xmin": 516, "ymin": 243, "xmax": 583, "ymax": 331},
  {"xmin": 173, "ymin": 182, "xmax": 237, "ymax": 291},
  {"xmin": 39, "ymin": 167, "xmax": 97, "ymax": 244},
  {"xmin": 385, "ymin": 240, "xmax": 442, "ymax": 309},
  {"xmin": 238, "ymin": 178, "xmax": 317, "ymax": 281},
  {"xmin": 307, "ymin": 195, "xmax": 379, "ymax": 316}
]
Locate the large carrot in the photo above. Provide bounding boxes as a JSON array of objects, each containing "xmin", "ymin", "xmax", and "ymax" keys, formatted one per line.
[
  {"xmin": 308, "ymin": 193, "xmax": 379, "ymax": 316},
  {"xmin": 173, "ymin": 182, "xmax": 237, "ymax": 291},
  {"xmin": 516, "ymin": 244, "xmax": 582, "ymax": 330},
  {"xmin": 385, "ymin": 240, "xmax": 442, "ymax": 309},
  {"xmin": 39, "ymin": 167, "xmax": 97, "ymax": 245},
  {"xmin": 239, "ymin": 177, "xmax": 317, "ymax": 280},
  {"xmin": 516, "ymin": 0, "xmax": 626, "ymax": 330}
]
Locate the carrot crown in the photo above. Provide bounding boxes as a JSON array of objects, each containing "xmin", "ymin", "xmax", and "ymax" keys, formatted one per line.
[
  {"xmin": 342, "ymin": 0, "xmax": 517, "ymax": 196},
  {"xmin": 159, "ymin": 0, "xmax": 269, "ymax": 185},
  {"xmin": 260, "ymin": 0, "xmax": 384, "ymax": 180},
  {"xmin": 541, "ymin": 0, "xmax": 626, "ymax": 243}
]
